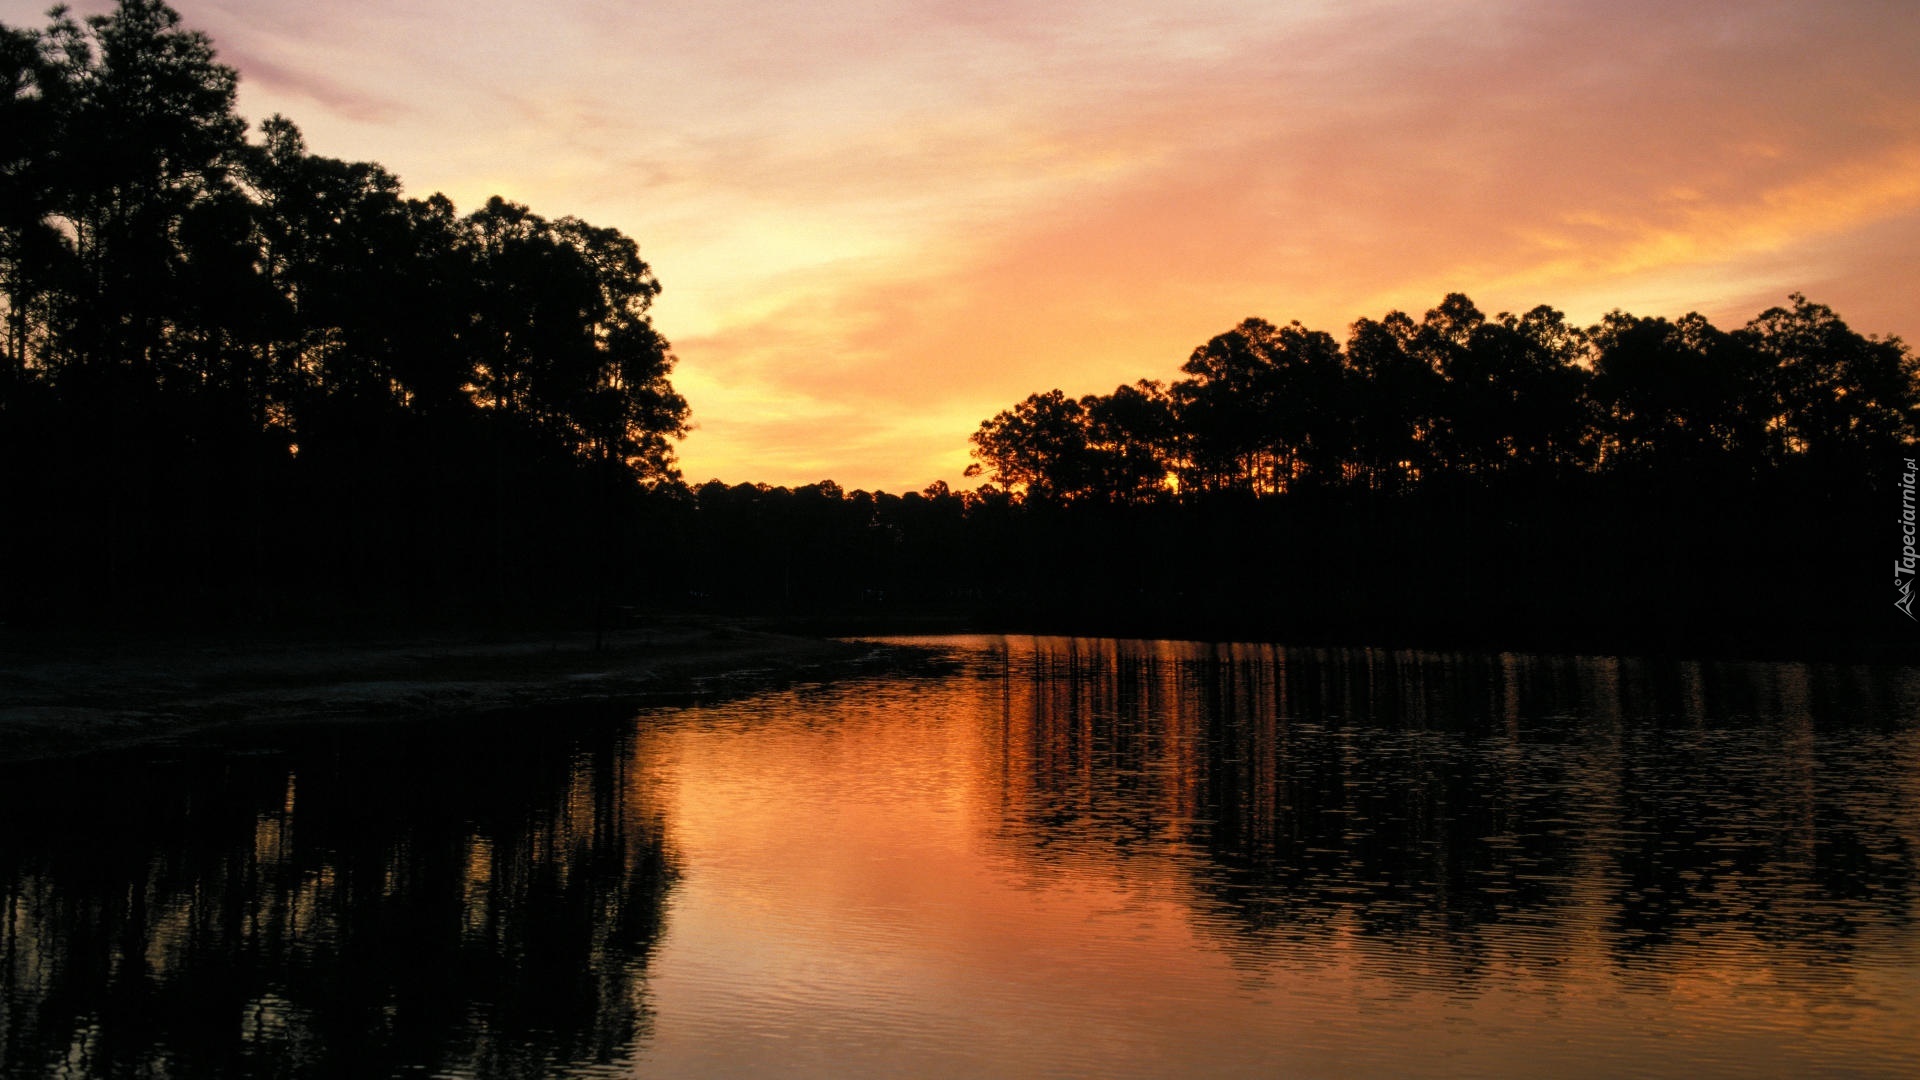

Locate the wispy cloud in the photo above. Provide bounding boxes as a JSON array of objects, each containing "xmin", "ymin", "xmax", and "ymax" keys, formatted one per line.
[{"xmin": 217, "ymin": 46, "xmax": 406, "ymax": 124}]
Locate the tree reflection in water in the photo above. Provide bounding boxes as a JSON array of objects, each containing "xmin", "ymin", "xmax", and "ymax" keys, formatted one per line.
[
  {"xmin": 978, "ymin": 640, "xmax": 1920, "ymax": 988},
  {"xmin": 0, "ymin": 709, "xmax": 675, "ymax": 1078}
]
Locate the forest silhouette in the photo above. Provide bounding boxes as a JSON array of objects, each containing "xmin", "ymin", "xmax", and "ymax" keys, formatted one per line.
[{"xmin": 3, "ymin": 2, "xmax": 1915, "ymax": 654}]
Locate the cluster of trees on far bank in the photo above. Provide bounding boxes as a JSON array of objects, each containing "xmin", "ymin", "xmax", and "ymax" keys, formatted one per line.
[
  {"xmin": 945, "ymin": 295, "xmax": 1916, "ymax": 654},
  {"xmin": 968, "ymin": 295, "xmax": 1916, "ymax": 503},
  {"xmin": 653, "ymin": 282, "xmax": 1918, "ymax": 655}
]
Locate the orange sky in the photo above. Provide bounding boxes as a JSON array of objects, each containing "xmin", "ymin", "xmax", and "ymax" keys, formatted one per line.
[{"xmin": 11, "ymin": 0, "xmax": 1919, "ymax": 491}]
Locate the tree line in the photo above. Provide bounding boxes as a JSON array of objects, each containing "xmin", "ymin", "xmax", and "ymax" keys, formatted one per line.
[{"xmin": 968, "ymin": 294, "xmax": 1916, "ymax": 503}]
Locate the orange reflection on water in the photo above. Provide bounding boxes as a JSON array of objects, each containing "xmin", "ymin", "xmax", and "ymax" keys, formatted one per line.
[
  {"xmin": 629, "ymin": 638, "xmax": 1920, "ymax": 1078},
  {"xmin": 2, "ymin": 640, "xmax": 1914, "ymax": 1077}
]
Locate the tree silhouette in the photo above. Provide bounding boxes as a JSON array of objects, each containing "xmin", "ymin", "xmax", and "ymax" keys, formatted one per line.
[
  {"xmin": 1589, "ymin": 310, "xmax": 1771, "ymax": 478},
  {"xmin": 1342, "ymin": 310, "xmax": 1439, "ymax": 491},
  {"xmin": 970, "ymin": 292, "xmax": 1916, "ymax": 504},
  {"xmin": 0, "ymin": 1, "xmax": 692, "ymax": 627},
  {"xmin": 968, "ymin": 388, "xmax": 1093, "ymax": 502},
  {"xmin": 1161, "ymin": 317, "xmax": 1354, "ymax": 495},
  {"xmin": 1745, "ymin": 293, "xmax": 1917, "ymax": 477},
  {"xmin": 1081, "ymin": 379, "xmax": 1176, "ymax": 503}
]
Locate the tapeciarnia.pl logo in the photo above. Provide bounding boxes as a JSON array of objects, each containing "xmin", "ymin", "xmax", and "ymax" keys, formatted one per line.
[{"xmin": 1898, "ymin": 457, "xmax": 1918, "ymax": 619}]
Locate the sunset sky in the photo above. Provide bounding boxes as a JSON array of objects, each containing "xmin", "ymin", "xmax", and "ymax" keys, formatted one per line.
[{"xmin": 9, "ymin": 0, "xmax": 1917, "ymax": 491}]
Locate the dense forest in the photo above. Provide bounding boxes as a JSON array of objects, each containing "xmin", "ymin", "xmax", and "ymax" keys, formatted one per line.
[
  {"xmin": 3, "ymin": 2, "xmax": 1914, "ymax": 655},
  {"xmin": 1, "ymin": 1, "xmax": 687, "ymax": 626},
  {"xmin": 954, "ymin": 294, "xmax": 1917, "ymax": 653},
  {"xmin": 967, "ymin": 295, "xmax": 1913, "ymax": 503}
]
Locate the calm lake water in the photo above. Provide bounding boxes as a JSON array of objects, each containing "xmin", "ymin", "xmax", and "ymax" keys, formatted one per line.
[{"xmin": 2, "ymin": 636, "xmax": 1918, "ymax": 1078}]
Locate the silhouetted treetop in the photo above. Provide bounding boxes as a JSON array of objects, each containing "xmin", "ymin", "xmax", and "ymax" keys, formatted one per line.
[
  {"xmin": 968, "ymin": 294, "xmax": 1916, "ymax": 503},
  {"xmin": 1, "ymin": 0, "xmax": 689, "ymax": 483}
]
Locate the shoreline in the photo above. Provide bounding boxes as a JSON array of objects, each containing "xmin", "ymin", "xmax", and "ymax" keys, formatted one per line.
[
  {"xmin": 6, "ymin": 615, "xmax": 1915, "ymax": 764},
  {"xmin": 0, "ymin": 619, "xmax": 884, "ymax": 764},
  {"xmin": 753, "ymin": 611, "xmax": 1920, "ymax": 665}
]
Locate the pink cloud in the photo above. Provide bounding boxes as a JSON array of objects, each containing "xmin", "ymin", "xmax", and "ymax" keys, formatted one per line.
[{"xmin": 219, "ymin": 45, "xmax": 407, "ymax": 124}]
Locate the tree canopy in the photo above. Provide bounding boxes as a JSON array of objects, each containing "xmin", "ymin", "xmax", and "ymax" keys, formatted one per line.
[
  {"xmin": 1, "ymin": 0, "xmax": 687, "ymax": 481},
  {"xmin": 969, "ymin": 293, "xmax": 1918, "ymax": 503},
  {"xmin": 1, "ymin": 1, "xmax": 689, "ymax": 626}
]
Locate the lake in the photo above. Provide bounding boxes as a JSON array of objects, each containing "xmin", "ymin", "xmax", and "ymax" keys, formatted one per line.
[{"xmin": 2, "ymin": 636, "xmax": 1917, "ymax": 1078}]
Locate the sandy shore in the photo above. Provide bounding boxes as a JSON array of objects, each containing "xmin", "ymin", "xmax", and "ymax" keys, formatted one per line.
[{"xmin": 0, "ymin": 620, "xmax": 883, "ymax": 763}]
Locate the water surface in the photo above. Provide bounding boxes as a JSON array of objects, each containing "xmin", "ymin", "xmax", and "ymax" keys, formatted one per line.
[{"xmin": 2, "ymin": 637, "xmax": 1917, "ymax": 1077}]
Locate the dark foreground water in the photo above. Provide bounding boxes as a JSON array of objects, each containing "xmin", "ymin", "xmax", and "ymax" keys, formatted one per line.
[{"xmin": 2, "ymin": 636, "xmax": 1918, "ymax": 1078}]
